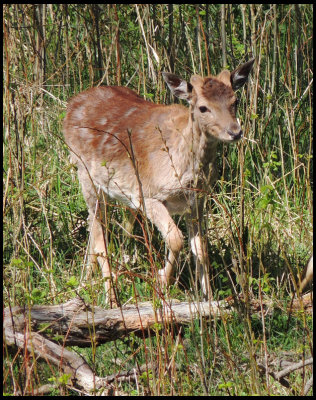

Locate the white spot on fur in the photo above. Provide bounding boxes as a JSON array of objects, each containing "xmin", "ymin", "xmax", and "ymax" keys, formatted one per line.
[
  {"xmin": 98, "ymin": 117, "xmax": 108, "ymax": 125},
  {"xmin": 124, "ymin": 107, "xmax": 138, "ymax": 118}
]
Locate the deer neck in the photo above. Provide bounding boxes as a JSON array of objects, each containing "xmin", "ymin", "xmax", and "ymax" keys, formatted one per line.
[
  {"xmin": 186, "ymin": 110, "xmax": 217, "ymax": 167},
  {"xmin": 172, "ymin": 109, "xmax": 218, "ymax": 188}
]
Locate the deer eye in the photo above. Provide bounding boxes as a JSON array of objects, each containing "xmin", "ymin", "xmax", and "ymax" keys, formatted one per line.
[{"xmin": 199, "ymin": 106, "xmax": 209, "ymax": 113}]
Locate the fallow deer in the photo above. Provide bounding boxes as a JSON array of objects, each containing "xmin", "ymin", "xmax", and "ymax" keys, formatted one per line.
[{"xmin": 63, "ymin": 59, "xmax": 255, "ymax": 304}]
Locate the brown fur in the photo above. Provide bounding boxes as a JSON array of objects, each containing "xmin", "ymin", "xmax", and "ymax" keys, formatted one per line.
[{"xmin": 202, "ymin": 77, "xmax": 234, "ymax": 101}]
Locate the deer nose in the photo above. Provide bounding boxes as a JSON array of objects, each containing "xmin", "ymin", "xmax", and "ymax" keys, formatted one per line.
[{"xmin": 228, "ymin": 129, "xmax": 243, "ymax": 140}]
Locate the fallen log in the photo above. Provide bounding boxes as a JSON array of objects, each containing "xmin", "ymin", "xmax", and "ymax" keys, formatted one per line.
[
  {"xmin": 4, "ymin": 294, "xmax": 312, "ymax": 395},
  {"xmin": 3, "ymin": 296, "xmax": 230, "ymax": 395},
  {"xmin": 4, "ymin": 296, "xmax": 231, "ymax": 347}
]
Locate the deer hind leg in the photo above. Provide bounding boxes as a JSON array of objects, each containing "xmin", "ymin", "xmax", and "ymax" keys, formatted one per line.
[
  {"xmin": 88, "ymin": 206, "xmax": 115, "ymax": 304},
  {"xmin": 77, "ymin": 167, "xmax": 115, "ymax": 305},
  {"xmin": 143, "ymin": 198, "xmax": 184, "ymax": 287},
  {"xmin": 186, "ymin": 204, "xmax": 210, "ymax": 299}
]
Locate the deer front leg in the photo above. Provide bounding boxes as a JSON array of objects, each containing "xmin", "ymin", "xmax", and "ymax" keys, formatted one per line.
[
  {"xmin": 186, "ymin": 202, "xmax": 210, "ymax": 298},
  {"xmin": 143, "ymin": 198, "xmax": 184, "ymax": 287}
]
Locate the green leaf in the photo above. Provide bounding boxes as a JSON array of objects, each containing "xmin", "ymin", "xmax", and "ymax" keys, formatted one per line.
[
  {"xmin": 31, "ymin": 288, "xmax": 43, "ymax": 300},
  {"xmin": 66, "ymin": 276, "xmax": 79, "ymax": 288}
]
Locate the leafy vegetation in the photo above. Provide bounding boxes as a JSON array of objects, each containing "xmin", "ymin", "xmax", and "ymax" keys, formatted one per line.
[{"xmin": 3, "ymin": 4, "xmax": 312, "ymax": 396}]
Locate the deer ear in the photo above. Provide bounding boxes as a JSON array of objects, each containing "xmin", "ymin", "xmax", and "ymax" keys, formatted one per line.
[
  {"xmin": 230, "ymin": 58, "xmax": 255, "ymax": 91},
  {"xmin": 162, "ymin": 72, "xmax": 193, "ymax": 101}
]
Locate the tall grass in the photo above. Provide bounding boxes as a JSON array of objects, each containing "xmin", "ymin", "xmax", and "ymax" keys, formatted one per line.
[{"xmin": 3, "ymin": 4, "xmax": 312, "ymax": 396}]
